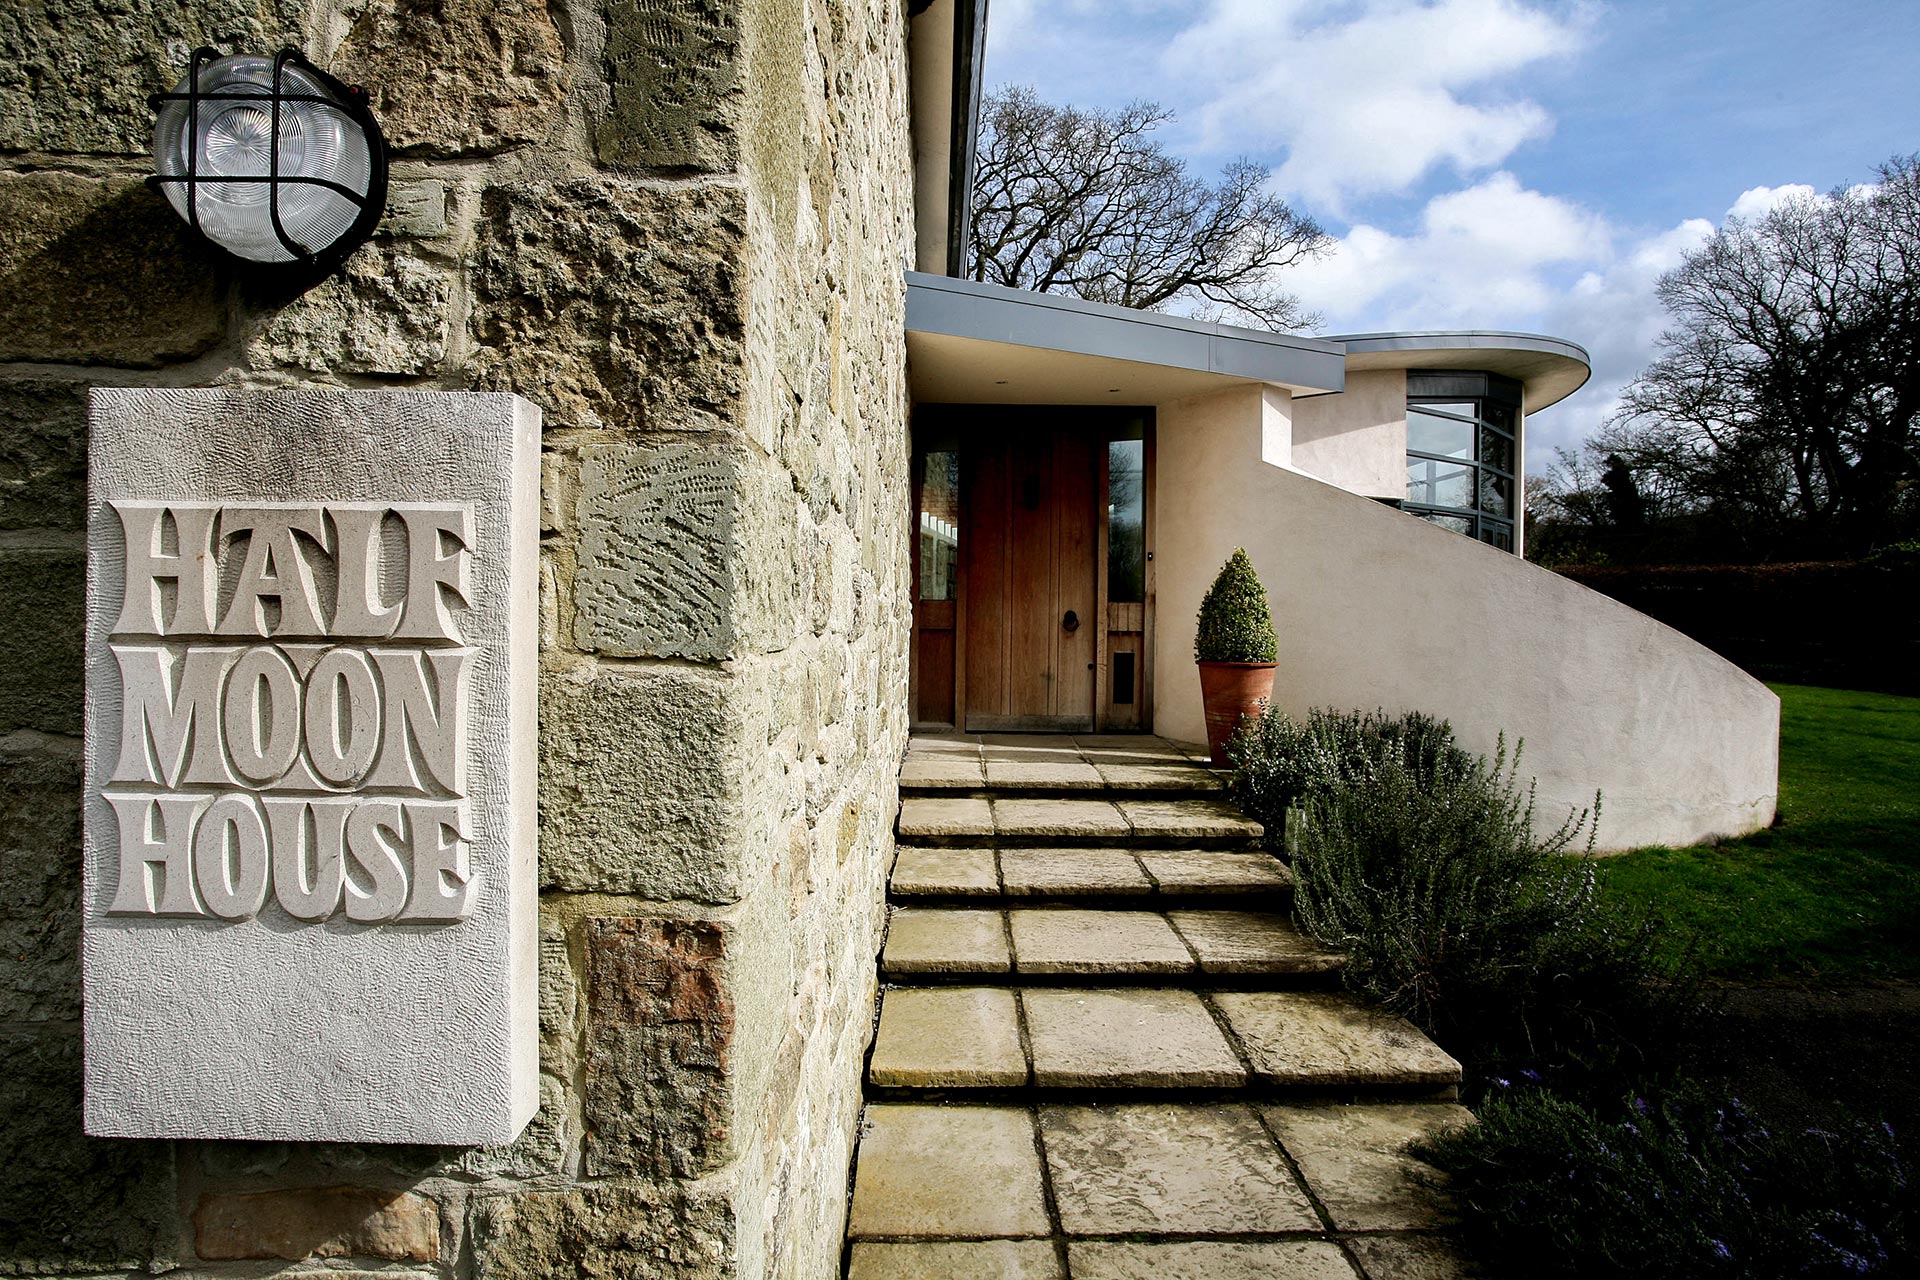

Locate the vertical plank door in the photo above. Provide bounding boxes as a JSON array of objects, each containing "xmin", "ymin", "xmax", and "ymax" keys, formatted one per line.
[{"xmin": 961, "ymin": 419, "xmax": 1099, "ymax": 731}]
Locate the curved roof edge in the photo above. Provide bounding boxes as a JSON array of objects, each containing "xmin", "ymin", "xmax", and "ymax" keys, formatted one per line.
[{"xmin": 1331, "ymin": 330, "xmax": 1592, "ymax": 413}]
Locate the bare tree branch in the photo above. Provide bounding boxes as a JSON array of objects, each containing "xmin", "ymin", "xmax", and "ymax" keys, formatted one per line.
[
  {"xmin": 968, "ymin": 86, "xmax": 1332, "ymax": 332},
  {"xmin": 1592, "ymin": 153, "xmax": 1920, "ymax": 559}
]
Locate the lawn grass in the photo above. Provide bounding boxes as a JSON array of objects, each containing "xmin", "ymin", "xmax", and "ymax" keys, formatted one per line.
[{"xmin": 1599, "ymin": 682, "xmax": 1920, "ymax": 982}]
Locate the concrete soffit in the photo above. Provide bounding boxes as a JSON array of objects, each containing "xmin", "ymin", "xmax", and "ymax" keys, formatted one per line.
[
  {"xmin": 903, "ymin": 277, "xmax": 1594, "ymax": 415},
  {"xmin": 905, "ymin": 272, "xmax": 1348, "ymax": 407}
]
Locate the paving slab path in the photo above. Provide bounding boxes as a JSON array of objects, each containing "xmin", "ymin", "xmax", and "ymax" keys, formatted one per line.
[{"xmin": 845, "ymin": 734, "xmax": 1477, "ymax": 1280}]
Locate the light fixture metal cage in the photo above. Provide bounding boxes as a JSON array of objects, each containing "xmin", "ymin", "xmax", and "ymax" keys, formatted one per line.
[{"xmin": 148, "ymin": 46, "xmax": 389, "ymax": 271}]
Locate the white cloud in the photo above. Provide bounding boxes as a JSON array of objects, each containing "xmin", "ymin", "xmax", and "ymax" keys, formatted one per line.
[
  {"xmin": 1162, "ymin": 0, "xmax": 1593, "ymax": 210},
  {"xmin": 1528, "ymin": 218, "xmax": 1714, "ymax": 456},
  {"xmin": 1285, "ymin": 172, "xmax": 1610, "ymax": 328},
  {"xmin": 1272, "ymin": 173, "xmax": 1713, "ymax": 459},
  {"xmin": 1725, "ymin": 183, "xmax": 1819, "ymax": 221}
]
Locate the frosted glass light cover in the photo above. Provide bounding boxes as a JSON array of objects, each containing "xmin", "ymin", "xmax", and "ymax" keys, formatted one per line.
[{"xmin": 152, "ymin": 54, "xmax": 377, "ymax": 265}]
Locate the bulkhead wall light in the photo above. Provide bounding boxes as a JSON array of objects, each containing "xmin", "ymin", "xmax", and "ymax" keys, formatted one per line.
[{"xmin": 150, "ymin": 48, "xmax": 388, "ymax": 270}]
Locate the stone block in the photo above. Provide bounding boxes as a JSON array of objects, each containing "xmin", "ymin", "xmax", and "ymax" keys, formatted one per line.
[
  {"xmin": 539, "ymin": 662, "xmax": 750, "ymax": 902},
  {"xmin": 470, "ymin": 1182, "xmax": 733, "ymax": 1280},
  {"xmin": 0, "ymin": 379, "xmax": 89, "ymax": 531},
  {"xmin": 981, "ymin": 734, "xmax": 1080, "ymax": 759},
  {"xmin": 583, "ymin": 917, "xmax": 734, "ymax": 1178},
  {"xmin": 454, "ymin": 1072, "xmax": 576, "ymax": 1181},
  {"xmin": 1069, "ymin": 1241, "xmax": 1357, "ymax": 1280},
  {"xmin": 471, "ymin": 180, "xmax": 746, "ymax": 434},
  {"xmin": 889, "ymin": 847, "xmax": 998, "ymax": 897},
  {"xmin": 1071, "ymin": 735, "xmax": 1188, "ymax": 761},
  {"xmin": 571, "ymin": 443, "xmax": 803, "ymax": 660},
  {"xmin": 984, "ymin": 760, "xmax": 1105, "ymax": 789},
  {"xmin": 1213, "ymin": 992, "xmax": 1463, "ymax": 1092},
  {"xmin": 1116, "ymin": 798, "xmax": 1263, "ymax": 841},
  {"xmin": 993, "ymin": 798, "xmax": 1130, "ymax": 840},
  {"xmin": 0, "ymin": 0, "xmax": 307, "ymax": 154},
  {"xmin": 1023, "ymin": 989, "xmax": 1243, "ymax": 1088},
  {"xmin": 83, "ymin": 389, "xmax": 542, "ymax": 1144},
  {"xmin": 1262, "ymin": 1103, "xmax": 1472, "ymax": 1231},
  {"xmin": 1008, "ymin": 909, "xmax": 1192, "ymax": 975},
  {"xmin": 0, "ymin": 546, "xmax": 86, "ymax": 736},
  {"xmin": 0, "ymin": 172, "xmax": 226, "ymax": 367},
  {"xmin": 537, "ymin": 915, "xmax": 582, "ymax": 1075},
  {"xmin": 1346, "ymin": 1234, "xmax": 1477, "ymax": 1280},
  {"xmin": 1091, "ymin": 762, "xmax": 1223, "ymax": 792},
  {"xmin": 385, "ymin": 179, "xmax": 450, "ymax": 239},
  {"xmin": 870, "ymin": 987, "xmax": 1025, "ymax": 1088},
  {"xmin": 0, "ymin": 738, "xmax": 83, "ymax": 1023},
  {"xmin": 898, "ymin": 754, "xmax": 985, "ymax": 788},
  {"xmin": 906, "ymin": 733, "xmax": 980, "ymax": 758},
  {"xmin": 1039, "ymin": 1103, "xmax": 1317, "ymax": 1235},
  {"xmin": 245, "ymin": 244, "xmax": 454, "ymax": 376},
  {"xmin": 897, "ymin": 795, "xmax": 993, "ymax": 838},
  {"xmin": 850, "ymin": 1241, "xmax": 1065, "ymax": 1280},
  {"xmin": 335, "ymin": 0, "xmax": 569, "ymax": 155},
  {"xmin": 1000, "ymin": 848, "xmax": 1152, "ymax": 897},
  {"xmin": 880, "ymin": 908, "xmax": 1009, "ymax": 975},
  {"xmin": 1137, "ymin": 850, "xmax": 1292, "ymax": 896},
  {"xmin": 1166, "ymin": 911, "xmax": 1343, "ymax": 975},
  {"xmin": 0, "ymin": 1028, "xmax": 178, "ymax": 1273},
  {"xmin": 847, "ymin": 1104, "xmax": 1050, "ymax": 1239},
  {"xmin": 193, "ymin": 1187, "xmax": 439, "ymax": 1262},
  {"xmin": 597, "ymin": 0, "xmax": 743, "ymax": 171}
]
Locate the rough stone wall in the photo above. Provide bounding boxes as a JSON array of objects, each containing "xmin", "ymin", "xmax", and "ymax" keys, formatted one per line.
[{"xmin": 0, "ymin": 0, "xmax": 913, "ymax": 1276}]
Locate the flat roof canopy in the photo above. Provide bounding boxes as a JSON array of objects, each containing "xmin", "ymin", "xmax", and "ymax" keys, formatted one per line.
[
  {"xmin": 906, "ymin": 274, "xmax": 1594, "ymax": 414},
  {"xmin": 1335, "ymin": 331, "xmax": 1591, "ymax": 413},
  {"xmin": 907, "ymin": 272, "xmax": 1347, "ymax": 405}
]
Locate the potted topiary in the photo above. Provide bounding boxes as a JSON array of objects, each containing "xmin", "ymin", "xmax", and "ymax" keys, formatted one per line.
[{"xmin": 1194, "ymin": 547, "xmax": 1277, "ymax": 764}]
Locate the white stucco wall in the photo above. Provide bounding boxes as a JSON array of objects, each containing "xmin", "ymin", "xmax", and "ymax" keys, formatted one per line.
[
  {"xmin": 908, "ymin": 0, "xmax": 956, "ymax": 273},
  {"xmin": 1152, "ymin": 384, "xmax": 1778, "ymax": 852},
  {"xmin": 1290, "ymin": 368, "xmax": 1407, "ymax": 499}
]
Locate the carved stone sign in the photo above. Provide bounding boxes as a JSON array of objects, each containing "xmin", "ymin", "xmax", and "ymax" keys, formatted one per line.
[{"xmin": 83, "ymin": 389, "xmax": 540, "ymax": 1144}]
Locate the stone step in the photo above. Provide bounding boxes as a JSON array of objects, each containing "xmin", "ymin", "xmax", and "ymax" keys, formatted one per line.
[
  {"xmin": 896, "ymin": 795, "xmax": 1263, "ymax": 848},
  {"xmin": 866, "ymin": 985, "xmax": 1461, "ymax": 1098},
  {"xmin": 880, "ymin": 906, "xmax": 1342, "ymax": 980},
  {"xmin": 845, "ymin": 1100, "xmax": 1474, "ymax": 1268},
  {"xmin": 901, "ymin": 732, "xmax": 1227, "ymax": 796},
  {"xmin": 889, "ymin": 846, "xmax": 1292, "ymax": 902}
]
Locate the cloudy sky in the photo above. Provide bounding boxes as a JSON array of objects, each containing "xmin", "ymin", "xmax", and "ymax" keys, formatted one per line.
[{"xmin": 982, "ymin": 0, "xmax": 1918, "ymax": 460}]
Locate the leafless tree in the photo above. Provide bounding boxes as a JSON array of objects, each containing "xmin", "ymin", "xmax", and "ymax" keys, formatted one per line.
[
  {"xmin": 968, "ymin": 86, "xmax": 1332, "ymax": 331},
  {"xmin": 1601, "ymin": 153, "xmax": 1920, "ymax": 557}
]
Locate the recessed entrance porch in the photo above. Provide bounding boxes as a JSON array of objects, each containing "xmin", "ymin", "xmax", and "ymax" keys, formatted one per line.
[{"xmin": 911, "ymin": 409, "xmax": 1154, "ymax": 734}]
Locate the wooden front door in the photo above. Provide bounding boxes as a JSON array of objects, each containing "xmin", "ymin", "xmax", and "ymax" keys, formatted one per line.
[
  {"xmin": 961, "ymin": 425, "xmax": 1100, "ymax": 731},
  {"xmin": 910, "ymin": 408, "xmax": 1154, "ymax": 734}
]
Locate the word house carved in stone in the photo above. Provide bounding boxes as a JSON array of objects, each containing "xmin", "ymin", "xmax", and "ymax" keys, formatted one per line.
[{"xmin": 83, "ymin": 389, "xmax": 540, "ymax": 1146}]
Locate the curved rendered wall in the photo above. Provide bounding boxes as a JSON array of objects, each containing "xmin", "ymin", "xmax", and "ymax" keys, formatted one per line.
[{"xmin": 1153, "ymin": 385, "xmax": 1778, "ymax": 851}]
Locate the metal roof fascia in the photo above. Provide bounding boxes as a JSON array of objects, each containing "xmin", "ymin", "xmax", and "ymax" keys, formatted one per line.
[{"xmin": 906, "ymin": 273, "xmax": 1347, "ymax": 392}]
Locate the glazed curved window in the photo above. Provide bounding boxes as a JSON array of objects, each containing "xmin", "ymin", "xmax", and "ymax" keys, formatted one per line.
[{"xmin": 1404, "ymin": 372, "xmax": 1520, "ymax": 552}]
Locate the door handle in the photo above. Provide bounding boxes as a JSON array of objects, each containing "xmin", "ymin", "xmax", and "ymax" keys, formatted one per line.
[{"xmin": 1062, "ymin": 610, "xmax": 1080, "ymax": 633}]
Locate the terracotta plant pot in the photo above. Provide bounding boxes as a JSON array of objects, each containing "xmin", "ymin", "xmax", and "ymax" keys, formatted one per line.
[{"xmin": 1196, "ymin": 660, "xmax": 1277, "ymax": 765}]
